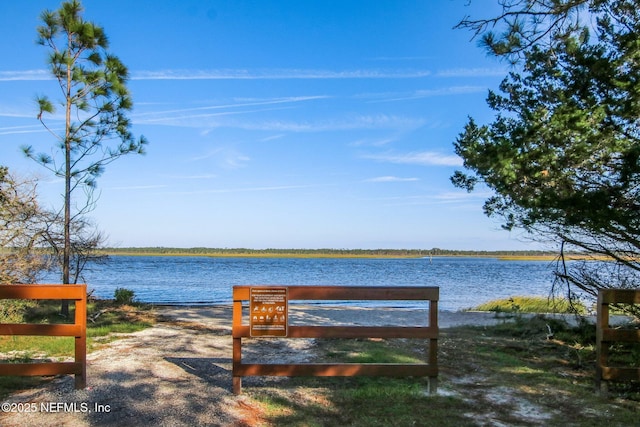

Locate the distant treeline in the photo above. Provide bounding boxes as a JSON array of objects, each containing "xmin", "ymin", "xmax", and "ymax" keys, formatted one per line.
[{"xmin": 99, "ymin": 247, "xmax": 562, "ymax": 258}]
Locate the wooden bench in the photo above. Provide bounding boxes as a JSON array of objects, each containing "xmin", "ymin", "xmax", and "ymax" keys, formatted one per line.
[
  {"xmin": 0, "ymin": 284, "xmax": 87, "ymax": 389},
  {"xmin": 232, "ymin": 285, "xmax": 438, "ymax": 395}
]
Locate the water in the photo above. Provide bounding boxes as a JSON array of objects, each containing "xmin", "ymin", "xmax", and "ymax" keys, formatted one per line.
[{"xmin": 41, "ymin": 256, "xmax": 563, "ymax": 311}]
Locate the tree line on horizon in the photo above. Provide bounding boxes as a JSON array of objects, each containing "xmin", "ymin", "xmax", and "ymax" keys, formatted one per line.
[{"xmin": 101, "ymin": 247, "xmax": 561, "ymax": 257}]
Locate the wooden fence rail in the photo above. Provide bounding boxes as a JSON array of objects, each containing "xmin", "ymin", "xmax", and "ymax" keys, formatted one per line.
[
  {"xmin": 0, "ymin": 284, "xmax": 87, "ymax": 389},
  {"xmin": 596, "ymin": 288, "xmax": 640, "ymax": 392},
  {"xmin": 232, "ymin": 285, "xmax": 438, "ymax": 395}
]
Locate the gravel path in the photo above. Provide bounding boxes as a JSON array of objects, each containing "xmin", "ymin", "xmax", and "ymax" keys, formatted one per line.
[
  {"xmin": 1, "ymin": 319, "xmax": 247, "ymax": 426},
  {"xmin": 0, "ymin": 306, "xmax": 589, "ymax": 426}
]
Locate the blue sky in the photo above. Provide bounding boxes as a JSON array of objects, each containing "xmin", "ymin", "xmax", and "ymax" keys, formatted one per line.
[{"xmin": 0, "ymin": 0, "xmax": 541, "ymax": 250}]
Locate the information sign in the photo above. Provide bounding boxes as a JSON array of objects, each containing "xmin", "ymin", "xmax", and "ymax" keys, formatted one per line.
[{"xmin": 249, "ymin": 287, "xmax": 288, "ymax": 337}]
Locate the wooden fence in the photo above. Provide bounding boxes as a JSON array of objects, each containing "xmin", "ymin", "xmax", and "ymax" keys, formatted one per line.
[
  {"xmin": 232, "ymin": 285, "xmax": 438, "ymax": 395},
  {"xmin": 596, "ymin": 288, "xmax": 640, "ymax": 391},
  {"xmin": 0, "ymin": 284, "xmax": 87, "ymax": 389}
]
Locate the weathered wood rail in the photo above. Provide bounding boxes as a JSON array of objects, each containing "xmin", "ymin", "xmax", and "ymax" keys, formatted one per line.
[
  {"xmin": 0, "ymin": 284, "xmax": 87, "ymax": 389},
  {"xmin": 596, "ymin": 288, "xmax": 640, "ymax": 392},
  {"xmin": 232, "ymin": 285, "xmax": 438, "ymax": 395}
]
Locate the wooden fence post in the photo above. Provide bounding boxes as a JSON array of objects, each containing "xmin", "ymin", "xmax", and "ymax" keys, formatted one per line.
[{"xmin": 596, "ymin": 288, "xmax": 640, "ymax": 393}]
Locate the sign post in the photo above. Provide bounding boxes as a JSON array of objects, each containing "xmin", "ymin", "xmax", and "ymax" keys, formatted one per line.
[{"xmin": 249, "ymin": 287, "xmax": 288, "ymax": 337}]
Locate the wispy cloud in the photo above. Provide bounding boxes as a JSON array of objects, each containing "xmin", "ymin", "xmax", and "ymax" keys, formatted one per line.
[
  {"xmin": 110, "ymin": 184, "xmax": 169, "ymax": 191},
  {"xmin": 365, "ymin": 176, "xmax": 419, "ymax": 183},
  {"xmin": 0, "ymin": 108, "xmax": 36, "ymax": 119},
  {"xmin": 132, "ymin": 96, "xmax": 329, "ymax": 129},
  {"xmin": 259, "ymin": 134, "xmax": 286, "ymax": 142},
  {"xmin": 210, "ymin": 184, "xmax": 311, "ymax": 193},
  {"xmin": 1, "ymin": 67, "xmax": 503, "ymax": 82},
  {"xmin": 143, "ymin": 110, "xmax": 425, "ymax": 132},
  {"xmin": 0, "ymin": 125, "xmax": 50, "ymax": 135},
  {"xmin": 435, "ymin": 67, "xmax": 507, "ymax": 78},
  {"xmin": 131, "ymin": 68, "xmax": 431, "ymax": 80},
  {"xmin": 0, "ymin": 70, "xmax": 51, "ymax": 81},
  {"xmin": 134, "ymin": 96, "xmax": 328, "ymax": 118},
  {"xmin": 363, "ymin": 151, "xmax": 463, "ymax": 167},
  {"xmin": 239, "ymin": 114, "xmax": 425, "ymax": 132},
  {"xmin": 174, "ymin": 184, "xmax": 313, "ymax": 195},
  {"xmin": 163, "ymin": 174, "xmax": 218, "ymax": 180},
  {"xmin": 361, "ymin": 190, "xmax": 490, "ymax": 207},
  {"xmin": 0, "ymin": 68, "xmax": 432, "ymax": 81},
  {"xmin": 0, "ymin": 102, "xmax": 69, "ymax": 123},
  {"xmin": 190, "ymin": 147, "xmax": 250, "ymax": 169},
  {"xmin": 400, "ymin": 86, "xmax": 487, "ymax": 99},
  {"xmin": 433, "ymin": 191, "xmax": 492, "ymax": 202},
  {"xmin": 2, "ymin": 68, "xmax": 432, "ymax": 81},
  {"xmin": 362, "ymin": 86, "xmax": 487, "ymax": 103},
  {"xmin": 366, "ymin": 56, "xmax": 434, "ymax": 62},
  {"xmin": 349, "ymin": 134, "xmax": 402, "ymax": 147},
  {"xmin": 136, "ymin": 106, "xmax": 288, "ymax": 126}
]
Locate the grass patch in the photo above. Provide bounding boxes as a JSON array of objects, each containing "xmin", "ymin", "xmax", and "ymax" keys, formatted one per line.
[
  {"xmin": 249, "ymin": 380, "xmax": 476, "ymax": 427},
  {"xmin": 321, "ymin": 338, "xmax": 424, "ymax": 364},
  {"xmin": 473, "ymin": 295, "xmax": 587, "ymax": 314},
  {"xmin": 0, "ymin": 336, "xmax": 75, "ymax": 359},
  {"xmin": 241, "ymin": 316, "xmax": 640, "ymax": 426}
]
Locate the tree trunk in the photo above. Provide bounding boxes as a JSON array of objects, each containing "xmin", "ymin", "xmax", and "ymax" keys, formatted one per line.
[{"xmin": 61, "ymin": 53, "xmax": 73, "ymax": 318}]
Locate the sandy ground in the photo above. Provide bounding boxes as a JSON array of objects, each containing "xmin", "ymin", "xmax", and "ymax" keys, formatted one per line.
[
  {"xmin": 0, "ymin": 306, "xmax": 606, "ymax": 426},
  {"xmin": 157, "ymin": 304, "xmax": 513, "ymax": 329}
]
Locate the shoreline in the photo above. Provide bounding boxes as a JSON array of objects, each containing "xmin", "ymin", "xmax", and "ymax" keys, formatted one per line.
[{"xmin": 154, "ymin": 304, "xmax": 621, "ymax": 329}]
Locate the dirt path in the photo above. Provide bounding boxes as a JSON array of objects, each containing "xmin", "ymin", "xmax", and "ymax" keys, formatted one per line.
[{"xmin": 1, "ymin": 321, "xmax": 246, "ymax": 426}]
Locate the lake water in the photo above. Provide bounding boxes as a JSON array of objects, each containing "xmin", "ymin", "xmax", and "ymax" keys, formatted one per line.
[{"xmin": 43, "ymin": 256, "xmax": 566, "ymax": 311}]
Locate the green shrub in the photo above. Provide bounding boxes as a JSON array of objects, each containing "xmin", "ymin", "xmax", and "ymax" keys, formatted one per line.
[
  {"xmin": 114, "ymin": 287, "xmax": 135, "ymax": 305},
  {"xmin": 473, "ymin": 296, "xmax": 587, "ymax": 314},
  {"xmin": 0, "ymin": 299, "xmax": 37, "ymax": 323}
]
